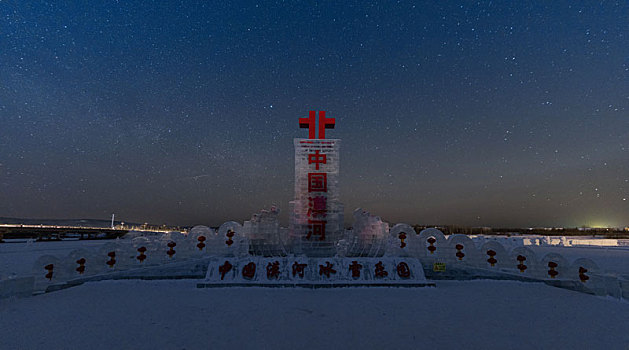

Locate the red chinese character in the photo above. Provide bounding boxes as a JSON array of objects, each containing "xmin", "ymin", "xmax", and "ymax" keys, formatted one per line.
[
  {"xmin": 299, "ymin": 111, "xmax": 335, "ymax": 139},
  {"xmin": 308, "ymin": 150, "xmax": 327, "ymax": 170},
  {"xmin": 319, "ymin": 262, "xmax": 337, "ymax": 278},
  {"xmin": 299, "ymin": 110, "xmax": 316, "ymax": 139},
  {"xmin": 307, "ymin": 196, "xmax": 327, "ymax": 218},
  {"xmin": 374, "ymin": 261, "xmax": 388, "ymax": 278},
  {"xmin": 308, "ymin": 173, "xmax": 327, "ymax": 192},
  {"xmin": 306, "ymin": 219, "xmax": 326, "ymax": 241},
  {"xmin": 292, "ymin": 262, "xmax": 307, "ymax": 278},
  {"xmin": 349, "ymin": 261, "xmax": 362, "ymax": 278},
  {"xmin": 318, "ymin": 111, "xmax": 335, "ymax": 139},
  {"xmin": 397, "ymin": 262, "xmax": 411, "ymax": 279},
  {"xmin": 242, "ymin": 262, "xmax": 256, "ymax": 280},
  {"xmin": 219, "ymin": 261, "xmax": 232, "ymax": 280},
  {"xmin": 266, "ymin": 261, "xmax": 281, "ymax": 279}
]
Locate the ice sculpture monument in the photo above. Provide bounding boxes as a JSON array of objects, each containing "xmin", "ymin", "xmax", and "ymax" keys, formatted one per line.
[{"xmin": 200, "ymin": 110, "xmax": 431, "ymax": 287}]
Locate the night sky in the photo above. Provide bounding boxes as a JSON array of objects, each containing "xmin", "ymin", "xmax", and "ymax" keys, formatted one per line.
[{"xmin": 1, "ymin": 1, "xmax": 628, "ymax": 228}]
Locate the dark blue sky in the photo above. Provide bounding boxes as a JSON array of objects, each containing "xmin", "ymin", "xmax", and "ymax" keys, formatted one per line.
[{"xmin": 1, "ymin": 1, "xmax": 628, "ymax": 228}]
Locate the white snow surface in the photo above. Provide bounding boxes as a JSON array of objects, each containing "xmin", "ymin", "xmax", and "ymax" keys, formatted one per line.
[{"xmin": 1, "ymin": 279, "xmax": 628, "ymax": 350}]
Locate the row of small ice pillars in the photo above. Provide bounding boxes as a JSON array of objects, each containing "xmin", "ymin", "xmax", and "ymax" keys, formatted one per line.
[
  {"xmin": 40, "ymin": 238, "xmax": 206, "ymax": 280},
  {"xmin": 216, "ymin": 260, "xmax": 414, "ymax": 280},
  {"xmin": 425, "ymin": 236, "xmax": 590, "ymax": 282}
]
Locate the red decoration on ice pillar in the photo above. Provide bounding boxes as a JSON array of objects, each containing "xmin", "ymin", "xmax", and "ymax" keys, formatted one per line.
[
  {"xmin": 75, "ymin": 258, "xmax": 86, "ymax": 274},
  {"xmin": 547, "ymin": 261, "xmax": 558, "ymax": 278},
  {"xmin": 487, "ymin": 250, "xmax": 497, "ymax": 267},
  {"xmin": 578, "ymin": 266, "xmax": 589, "ymax": 283},
  {"xmin": 107, "ymin": 251, "xmax": 116, "ymax": 268},
  {"xmin": 197, "ymin": 236, "xmax": 206, "ymax": 251},
  {"xmin": 299, "ymin": 111, "xmax": 335, "ymax": 139},
  {"xmin": 137, "ymin": 246, "xmax": 147, "ymax": 263},
  {"xmin": 399, "ymin": 232, "xmax": 407, "ymax": 249},
  {"xmin": 167, "ymin": 241, "xmax": 176, "ymax": 258},
  {"xmin": 516, "ymin": 255, "xmax": 527, "ymax": 273},
  {"xmin": 426, "ymin": 237, "xmax": 437, "ymax": 254},
  {"xmin": 44, "ymin": 264, "xmax": 54, "ymax": 280},
  {"xmin": 225, "ymin": 229, "xmax": 235, "ymax": 246},
  {"xmin": 455, "ymin": 244, "xmax": 465, "ymax": 260}
]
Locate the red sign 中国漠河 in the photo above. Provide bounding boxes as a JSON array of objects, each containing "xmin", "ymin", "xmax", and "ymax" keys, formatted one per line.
[
  {"xmin": 308, "ymin": 150, "xmax": 327, "ymax": 170},
  {"xmin": 307, "ymin": 173, "xmax": 327, "ymax": 193},
  {"xmin": 306, "ymin": 219, "xmax": 326, "ymax": 241},
  {"xmin": 307, "ymin": 196, "xmax": 327, "ymax": 218}
]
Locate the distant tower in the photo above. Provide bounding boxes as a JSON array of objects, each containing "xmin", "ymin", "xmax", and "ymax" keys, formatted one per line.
[
  {"xmin": 289, "ymin": 111, "xmax": 344, "ymax": 257},
  {"xmin": 111, "ymin": 214, "xmax": 115, "ymax": 229}
]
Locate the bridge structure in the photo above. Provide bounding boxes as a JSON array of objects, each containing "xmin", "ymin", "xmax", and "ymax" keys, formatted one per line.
[{"xmin": 0, "ymin": 224, "xmax": 128, "ymax": 242}]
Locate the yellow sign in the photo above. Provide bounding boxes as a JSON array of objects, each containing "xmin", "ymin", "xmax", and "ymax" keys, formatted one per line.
[{"xmin": 433, "ymin": 262, "xmax": 446, "ymax": 272}]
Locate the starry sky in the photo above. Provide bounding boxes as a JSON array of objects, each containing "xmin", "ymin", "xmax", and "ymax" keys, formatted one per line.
[{"xmin": 1, "ymin": 1, "xmax": 628, "ymax": 228}]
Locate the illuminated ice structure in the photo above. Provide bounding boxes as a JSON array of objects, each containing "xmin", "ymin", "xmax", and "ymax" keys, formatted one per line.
[
  {"xmin": 288, "ymin": 138, "xmax": 344, "ymax": 257},
  {"xmin": 243, "ymin": 206, "xmax": 288, "ymax": 257},
  {"xmin": 339, "ymin": 208, "xmax": 389, "ymax": 257}
]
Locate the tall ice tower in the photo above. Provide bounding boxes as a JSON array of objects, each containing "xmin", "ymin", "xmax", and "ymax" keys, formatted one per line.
[{"xmin": 289, "ymin": 111, "xmax": 344, "ymax": 257}]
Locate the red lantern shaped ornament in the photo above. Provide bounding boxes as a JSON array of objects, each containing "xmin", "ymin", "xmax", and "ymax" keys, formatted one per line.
[
  {"xmin": 225, "ymin": 229, "xmax": 235, "ymax": 246},
  {"xmin": 516, "ymin": 255, "xmax": 527, "ymax": 273},
  {"xmin": 197, "ymin": 236, "xmax": 206, "ymax": 251},
  {"xmin": 106, "ymin": 251, "xmax": 116, "ymax": 268},
  {"xmin": 426, "ymin": 237, "xmax": 437, "ymax": 254},
  {"xmin": 455, "ymin": 244, "xmax": 465, "ymax": 261},
  {"xmin": 398, "ymin": 232, "xmax": 407, "ymax": 249},
  {"xmin": 137, "ymin": 247, "xmax": 147, "ymax": 263},
  {"xmin": 578, "ymin": 266, "xmax": 589, "ymax": 283},
  {"xmin": 167, "ymin": 241, "xmax": 176, "ymax": 258},
  {"xmin": 486, "ymin": 250, "xmax": 497, "ymax": 267},
  {"xmin": 547, "ymin": 261, "xmax": 559, "ymax": 278},
  {"xmin": 75, "ymin": 258, "xmax": 86, "ymax": 274},
  {"xmin": 44, "ymin": 264, "xmax": 54, "ymax": 281}
]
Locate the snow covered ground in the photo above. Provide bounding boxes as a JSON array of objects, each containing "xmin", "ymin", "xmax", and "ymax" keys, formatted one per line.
[
  {"xmin": 1, "ymin": 237, "xmax": 629, "ymax": 349},
  {"xmin": 1, "ymin": 279, "xmax": 627, "ymax": 349}
]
